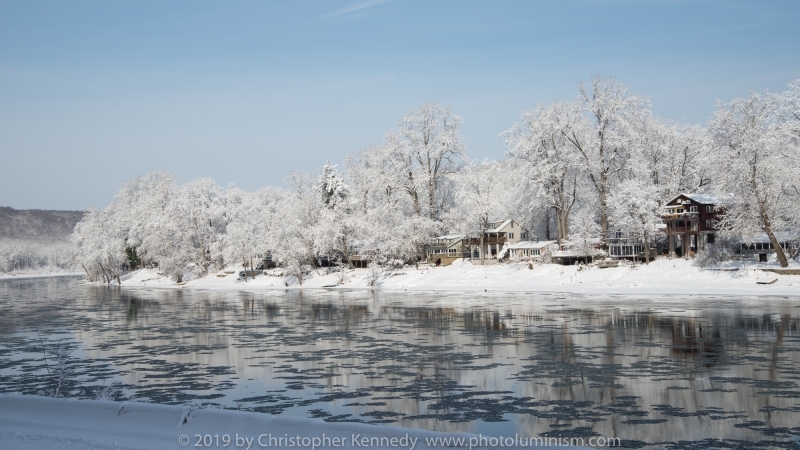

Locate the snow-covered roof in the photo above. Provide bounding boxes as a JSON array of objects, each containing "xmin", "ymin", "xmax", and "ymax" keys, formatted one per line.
[
  {"xmin": 684, "ymin": 193, "xmax": 719, "ymax": 204},
  {"xmin": 486, "ymin": 219, "xmax": 512, "ymax": 232},
  {"xmin": 667, "ymin": 193, "xmax": 719, "ymax": 205},
  {"xmin": 558, "ymin": 238, "xmax": 603, "ymax": 247},
  {"xmin": 738, "ymin": 231, "xmax": 800, "ymax": 243},
  {"xmin": 507, "ymin": 240, "xmax": 556, "ymax": 249},
  {"xmin": 552, "ymin": 248, "xmax": 606, "ymax": 257},
  {"xmin": 433, "ymin": 234, "xmax": 465, "ymax": 241}
]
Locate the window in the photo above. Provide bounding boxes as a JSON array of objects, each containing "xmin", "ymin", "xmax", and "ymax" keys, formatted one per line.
[
  {"xmin": 705, "ymin": 219, "xmax": 711, "ymax": 228},
  {"xmin": 690, "ymin": 206, "xmax": 698, "ymax": 213},
  {"xmin": 706, "ymin": 205, "xmax": 715, "ymax": 213},
  {"xmin": 707, "ymin": 233, "xmax": 715, "ymax": 244},
  {"xmin": 508, "ymin": 233, "xmax": 514, "ymax": 239},
  {"xmin": 691, "ymin": 221, "xmax": 698, "ymax": 231}
]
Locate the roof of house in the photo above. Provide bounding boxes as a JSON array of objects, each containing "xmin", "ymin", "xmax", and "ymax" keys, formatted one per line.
[
  {"xmin": 685, "ymin": 193, "xmax": 720, "ymax": 204},
  {"xmin": 507, "ymin": 240, "xmax": 556, "ymax": 249},
  {"xmin": 667, "ymin": 193, "xmax": 720, "ymax": 205},
  {"xmin": 486, "ymin": 219, "xmax": 513, "ymax": 232},
  {"xmin": 739, "ymin": 231, "xmax": 800, "ymax": 243},
  {"xmin": 551, "ymin": 248, "xmax": 607, "ymax": 257},
  {"xmin": 433, "ymin": 234, "xmax": 465, "ymax": 241}
]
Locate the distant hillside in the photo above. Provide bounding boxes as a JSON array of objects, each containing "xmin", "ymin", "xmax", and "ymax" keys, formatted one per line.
[{"xmin": 0, "ymin": 207, "xmax": 85, "ymax": 243}]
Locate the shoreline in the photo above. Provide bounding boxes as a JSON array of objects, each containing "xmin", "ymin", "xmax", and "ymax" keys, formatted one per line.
[
  {"xmin": 28, "ymin": 258, "xmax": 798, "ymax": 298},
  {"xmin": 0, "ymin": 272, "xmax": 84, "ymax": 280}
]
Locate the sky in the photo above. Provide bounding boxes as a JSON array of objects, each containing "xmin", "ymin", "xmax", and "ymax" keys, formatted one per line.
[{"xmin": 1, "ymin": 0, "xmax": 799, "ymax": 211}]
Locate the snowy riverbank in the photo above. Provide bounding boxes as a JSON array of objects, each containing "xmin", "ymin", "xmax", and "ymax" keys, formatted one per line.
[
  {"xmin": 0, "ymin": 395, "xmax": 587, "ymax": 450},
  {"xmin": 0, "ymin": 271, "xmax": 84, "ymax": 280},
  {"xmin": 109, "ymin": 259, "xmax": 800, "ymax": 297}
]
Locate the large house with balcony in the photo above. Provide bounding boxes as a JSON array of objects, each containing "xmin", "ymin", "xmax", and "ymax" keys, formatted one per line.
[
  {"xmin": 462, "ymin": 219, "xmax": 531, "ymax": 264},
  {"xmin": 661, "ymin": 193, "xmax": 720, "ymax": 258},
  {"xmin": 423, "ymin": 219, "xmax": 533, "ymax": 266}
]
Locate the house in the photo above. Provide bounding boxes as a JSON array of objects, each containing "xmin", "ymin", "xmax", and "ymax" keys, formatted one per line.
[
  {"xmin": 661, "ymin": 193, "xmax": 720, "ymax": 258},
  {"xmin": 607, "ymin": 227, "xmax": 662, "ymax": 261},
  {"xmin": 550, "ymin": 238, "xmax": 605, "ymax": 265},
  {"xmin": 503, "ymin": 240, "xmax": 557, "ymax": 262},
  {"xmin": 737, "ymin": 232, "xmax": 800, "ymax": 263},
  {"xmin": 425, "ymin": 235, "xmax": 467, "ymax": 266},
  {"xmin": 462, "ymin": 219, "xmax": 531, "ymax": 264}
]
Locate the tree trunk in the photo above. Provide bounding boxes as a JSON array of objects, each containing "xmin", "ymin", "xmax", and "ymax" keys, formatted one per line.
[
  {"xmin": 598, "ymin": 184, "xmax": 609, "ymax": 248},
  {"xmin": 757, "ymin": 195, "xmax": 789, "ymax": 267},
  {"xmin": 555, "ymin": 207, "xmax": 569, "ymax": 244},
  {"xmin": 479, "ymin": 230, "xmax": 485, "ymax": 266},
  {"xmin": 545, "ymin": 209, "xmax": 552, "ymax": 241},
  {"xmin": 763, "ymin": 227, "xmax": 789, "ymax": 267},
  {"xmin": 428, "ymin": 178, "xmax": 436, "ymax": 220}
]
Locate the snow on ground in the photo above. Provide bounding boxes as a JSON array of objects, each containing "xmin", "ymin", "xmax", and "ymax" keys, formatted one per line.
[
  {"xmin": 111, "ymin": 258, "xmax": 800, "ymax": 297},
  {"xmin": 0, "ymin": 395, "xmax": 587, "ymax": 450}
]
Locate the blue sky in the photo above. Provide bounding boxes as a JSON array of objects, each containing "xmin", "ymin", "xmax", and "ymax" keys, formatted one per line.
[{"xmin": 1, "ymin": 0, "xmax": 799, "ymax": 210}]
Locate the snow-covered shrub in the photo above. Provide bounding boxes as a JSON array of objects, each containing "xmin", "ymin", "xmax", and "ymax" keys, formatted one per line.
[
  {"xmin": 40, "ymin": 340, "xmax": 75, "ymax": 398},
  {"xmin": 694, "ymin": 238, "xmax": 738, "ymax": 268},
  {"xmin": 385, "ymin": 259, "xmax": 406, "ymax": 270},
  {"xmin": 95, "ymin": 381, "xmax": 121, "ymax": 401},
  {"xmin": 367, "ymin": 263, "xmax": 383, "ymax": 286}
]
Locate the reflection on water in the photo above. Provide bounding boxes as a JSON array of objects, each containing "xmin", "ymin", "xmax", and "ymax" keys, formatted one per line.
[{"xmin": 1, "ymin": 277, "xmax": 800, "ymax": 448}]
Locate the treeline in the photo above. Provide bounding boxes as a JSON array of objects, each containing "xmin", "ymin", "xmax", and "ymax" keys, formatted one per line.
[
  {"xmin": 72, "ymin": 76, "xmax": 800, "ymax": 282},
  {"xmin": 0, "ymin": 239, "xmax": 76, "ymax": 274},
  {"xmin": 0, "ymin": 207, "xmax": 84, "ymax": 274}
]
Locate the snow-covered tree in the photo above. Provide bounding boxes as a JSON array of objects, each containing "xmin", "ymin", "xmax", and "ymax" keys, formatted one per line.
[
  {"xmin": 72, "ymin": 209, "xmax": 126, "ymax": 283},
  {"xmin": 632, "ymin": 117, "xmax": 712, "ymax": 204},
  {"xmin": 566, "ymin": 76, "xmax": 651, "ymax": 242},
  {"xmin": 608, "ymin": 179, "xmax": 661, "ymax": 263},
  {"xmin": 569, "ymin": 208, "xmax": 601, "ymax": 264},
  {"xmin": 318, "ymin": 162, "xmax": 348, "ymax": 208},
  {"xmin": 387, "ymin": 103, "xmax": 466, "ymax": 220},
  {"xmin": 446, "ymin": 160, "xmax": 506, "ymax": 264},
  {"xmin": 223, "ymin": 186, "xmax": 283, "ymax": 281},
  {"xmin": 505, "ymin": 101, "xmax": 584, "ymax": 243},
  {"xmin": 710, "ymin": 89, "xmax": 798, "ymax": 267},
  {"xmin": 110, "ymin": 171, "xmax": 176, "ymax": 268}
]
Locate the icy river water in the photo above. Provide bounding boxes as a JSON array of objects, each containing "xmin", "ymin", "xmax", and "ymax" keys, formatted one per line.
[{"xmin": 1, "ymin": 276, "xmax": 800, "ymax": 448}]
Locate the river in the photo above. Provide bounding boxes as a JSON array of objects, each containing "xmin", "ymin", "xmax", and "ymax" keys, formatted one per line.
[{"xmin": 1, "ymin": 276, "xmax": 799, "ymax": 448}]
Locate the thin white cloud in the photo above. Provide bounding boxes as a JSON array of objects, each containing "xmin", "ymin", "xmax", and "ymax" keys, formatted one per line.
[{"xmin": 317, "ymin": 0, "xmax": 393, "ymax": 20}]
